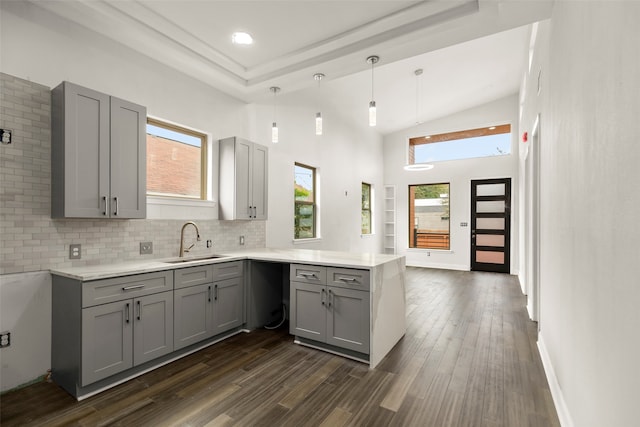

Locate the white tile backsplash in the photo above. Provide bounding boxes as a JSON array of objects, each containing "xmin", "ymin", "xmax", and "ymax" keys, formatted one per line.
[{"xmin": 0, "ymin": 73, "xmax": 266, "ymax": 275}]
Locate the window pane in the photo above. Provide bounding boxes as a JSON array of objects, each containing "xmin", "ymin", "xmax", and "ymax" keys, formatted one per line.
[
  {"xmin": 476, "ymin": 234, "xmax": 504, "ymax": 247},
  {"xmin": 476, "ymin": 201, "xmax": 505, "ymax": 213},
  {"xmin": 410, "ymin": 124, "xmax": 511, "ymax": 164},
  {"xmin": 361, "ymin": 211, "xmax": 371, "ymax": 234},
  {"xmin": 294, "ymin": 163, "xmax": 316, "ymax": 239},
  {"xmin": 409, "ymin": 183, "xmax": 450, "ymax": 250},
  {"xmin": 295, "ymin": 203, "xmax": 314, "ymax": 239},
  {"xmin": 294, "ymin": 164, "xmax": 314, "ymax": 202},
  {"xmin": 476, "ymin": 217, "xmax": 505, "ymax": 230},
  {"xmin": 476, "ymin": 183, "xmax": 505, "ymax": 196},
  {"xmin": 146, "ymin": 120, "xmax": 204, "ymax": 199},
  {"xmin": 476, "ymin": 250, "xmax": 505, "ymax": 264},
  {"xmin": 362, "ymin": 183, "xmax": 370, "ymax": 209}
]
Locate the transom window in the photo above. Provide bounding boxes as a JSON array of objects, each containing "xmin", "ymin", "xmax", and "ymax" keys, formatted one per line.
[
  {"xmin": 294, "ymin": 163, "xmax": 316, "ymax": 239},
  {"xmin": 146, "ymin": 118, "xmax": 207, "ymax": 199},
  {"xmin": 362, "ymin": 182, "xmax": 372, "ymax": 235},
  {"xmin": 409, "ymin": 124, "xmax": 511, "ymax": 164},
  {"xmin": 409, "ymin": 183, "xmax": 450, "ymax": 250}
]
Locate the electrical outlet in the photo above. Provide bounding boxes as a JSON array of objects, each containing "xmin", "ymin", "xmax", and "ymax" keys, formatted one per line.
[
  {"xmin": 239, "ymin": 235, "xmax": 245, "ymax": 245},
  {"xmin": 0, "ymin": 331, "xmax": 10, "ymax": 348},
  {"xmin": 69, "ymin": 244, "xmax": 81, "ymax": 259},
  {"xmin": 1, "ymin": 129, "xmax": 12, "ymax": 145},
  {"xmin": 140, "ymin": 241, "xmax": 153, "ymax": 255}
]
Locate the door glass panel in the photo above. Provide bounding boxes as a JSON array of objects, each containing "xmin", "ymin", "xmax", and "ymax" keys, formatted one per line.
[
  {"xmin": 476, "ymin": 201, "xmax": 505, "ymax": 213},
  {"xmin": 476, "ymin": 217, "xmax": 505, "ymax": 230},
  {"xmin": 476, "ymin": 251, "xmax": 505, "ymax": 264},
  {"xmin": 476, "ymin": 234, "xmax": 504, "ymax": 247},
  {"xmin": 476, "ymin": 183, "xmax": 505, "ymax": 197}
]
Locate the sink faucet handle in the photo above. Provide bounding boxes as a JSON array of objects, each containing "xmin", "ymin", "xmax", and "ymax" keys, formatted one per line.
[{"xmin": 185, "ymin": 243, "xmax": 195, "ymax": 253}]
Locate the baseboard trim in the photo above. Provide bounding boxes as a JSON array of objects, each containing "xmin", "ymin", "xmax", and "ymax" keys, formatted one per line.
[{"xmin": 537, "ymin": 332, "xmax": 574, "ymax": 427}]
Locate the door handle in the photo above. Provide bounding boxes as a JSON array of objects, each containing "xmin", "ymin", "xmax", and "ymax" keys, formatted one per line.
[
  {"xmin": 321, "ymin": 288, "xmax": 326, "ymax": 305},
  {"xmin": 328, "ymin": 289, "xmax": 333, "ymax": 308},
  {"xmin": 136, "ymin": 300, "xmax": 141, "ymax": 320},
  {"xmin": 208, "ymin": 285, "xmax": 211, "ymax": 302},
  {"xmin": 113, "ymin": 196, "xmax": 119, "ymax": 216},
  {"xmin": 102, "ymin": 196, "xmax": 107, "ymax": 216},
  {"xmin": 214, "ymin": 284, "xmax": 218, "ymax": 301},
  {"xmin": 125, "ymin": 303, "xmax": 130, "ymax": 323}
]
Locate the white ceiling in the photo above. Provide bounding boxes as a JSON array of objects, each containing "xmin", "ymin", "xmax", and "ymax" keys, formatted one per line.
[{"xmin": 31, "ymin": 0, "xmax": 553, "ymax": 134}]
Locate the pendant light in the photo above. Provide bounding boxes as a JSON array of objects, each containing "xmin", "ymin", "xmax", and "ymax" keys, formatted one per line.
[
  {"xmin": 366, "ymin": 55, "xmax": 379, "ymax": 127},
  {"xmin": 414, "ymin": 68, "xmax": 423, "ymax": 125},
  {"xmin": 313, "ymin": 73, "xmax": 324, "ymax": 136},
  {"xmin": 404, "ymin": 68, "xmax": 434, "ymax": 171},
  {"xmin": 270, "ymin": 86, "xmax": 280, "ymax": 143}
]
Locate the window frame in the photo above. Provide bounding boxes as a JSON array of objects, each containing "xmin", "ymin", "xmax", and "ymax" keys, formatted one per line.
[
  {"xmin": 408, "ymin": 183, "xmax": 451, "ymax": 250},
  {"xmin": 294, "ymin": 162, "xmax": 317, "ymax": 240},
  {"xmin": 146, "ymin": 117, "xmax": 208, "ymax": 200},
  {"xmin": 361, "ymin": 182, "xmax": 373, "ymax": 235}
]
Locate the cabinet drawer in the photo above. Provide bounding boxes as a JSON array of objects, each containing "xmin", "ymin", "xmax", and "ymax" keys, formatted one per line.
[
  {"xmin": 82, "ymin": 271, "xmax": 173, "ymax": 307},
  {"xmin": 290, "ymin": 264, "xmax": 326, "ymax": 285},
  {"xmin": 174, "ymin": 265, "xmax": 214, "ymax": 289},
  {"xmin": 213, "ymin": 260, "xmax": 244, "ymax": 281},
  {"xmin": 328, "ymin": 268, "xmax": 370, "ymax": 291}
]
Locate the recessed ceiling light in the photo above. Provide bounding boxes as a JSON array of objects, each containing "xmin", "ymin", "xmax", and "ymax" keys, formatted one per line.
[
  {"xmin": 232, "ymin": 32, "xmax": 253, "ymax": 45},
  {"xmin": 425, "ymin": 136, "xmax": 431, "ymax": 139},
  {"xmin": 488, "ymin": 126, "xmax": 496, "ymax": 130}
]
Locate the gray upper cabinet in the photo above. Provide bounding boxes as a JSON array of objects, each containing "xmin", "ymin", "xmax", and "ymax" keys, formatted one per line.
[
  {"xmin": 219, "ymin": 137, "xmax": 268, "ymax": 220},
  {"xmin": 51, "ymin": 81, "xmax": 146, "ymax": 219}
]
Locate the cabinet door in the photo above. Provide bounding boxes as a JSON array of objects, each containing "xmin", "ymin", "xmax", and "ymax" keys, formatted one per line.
[
  {"xmin": 133, "ymin": 292, "xmax": 174, "ymax": 365},
  {"xmin": 212, "ymin": 277, "xmax": 244, "ymax": 334},
  {"xmin": 110, "ymin": 97, "xmax": 146, "ymax": 219},
  {"xmin": 290, "ymin": 281, "xmax": 326, "ymax": 342},
  {"xmin": 53, "ymin": 82, "xmax": 110, "ymax": 218},
  {"xmin": 251, "ymin": 143, "xmax": 268, "ymax": 220},
  {"xmin": 326, "ymin": 287, "xmax": 370, "ymax": 354},
  {"xmin": 174, "ymin": 283, "xmax": 213, "ymax": 350},
  {"xmin": 234, "ymin": 138, "xmax": 252, "ymax": 219},
  {"xmin": 81, "ymin": 300, "xmax": 133, "ymax": 386}
]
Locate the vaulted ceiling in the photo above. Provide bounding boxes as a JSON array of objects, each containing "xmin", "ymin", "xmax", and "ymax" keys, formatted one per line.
[{"xmin": 31, "ymin": 0, "xmax": 553, "ymax": 134}]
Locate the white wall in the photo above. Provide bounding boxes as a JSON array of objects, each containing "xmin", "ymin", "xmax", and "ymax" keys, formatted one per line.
[
  {"xmin": 519, "ymin": 2, "xmax": 640, "ymax": 426},
  {"xmin": 383, "ymin": 95, "xmax": 520, "ymax": 271},
  {"xmin": 248, "ymin": 93, "xmax": 385, "ymax": 253}
]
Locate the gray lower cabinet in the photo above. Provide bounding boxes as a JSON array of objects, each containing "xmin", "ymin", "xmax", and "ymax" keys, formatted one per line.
[
  {"xmin": 52, "ymin": 270, "xmax": 175, "ymax": 394},
  {"xmin": 290, "ymin": 264, "xmax": 370, "ymax": 355},
  {"xmin": 173, "ymin": 262, "xmax": 244, "ymax": 351},
  {"xmin": 81, "ymin": 291, "xmax": 173, "ymax": 385}
]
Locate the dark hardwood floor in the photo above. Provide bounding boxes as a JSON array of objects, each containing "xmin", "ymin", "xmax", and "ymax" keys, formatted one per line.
[{"xmin": 0, "ymin": 267, "xmax": 560, "ymax": 426}]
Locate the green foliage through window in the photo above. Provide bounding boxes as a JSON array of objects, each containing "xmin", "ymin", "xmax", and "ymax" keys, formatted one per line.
[{"xmin": 294, "ymin": 163, "xmax": 316, "ymax": 239}]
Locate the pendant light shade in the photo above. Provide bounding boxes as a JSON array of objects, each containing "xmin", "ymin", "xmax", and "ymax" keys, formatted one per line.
[
  {"xmin": 270, "ymin": 86, "xmax": 280, "ymax": 143},
  {"xmin": 366, "ymin": 55, "xmax": 379, "ymax": 127},
  {"xmin": 313, "ymin": 73, "xmax": 324, "ymax": 136}
]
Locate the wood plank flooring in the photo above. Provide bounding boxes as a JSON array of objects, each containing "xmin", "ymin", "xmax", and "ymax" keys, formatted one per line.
[{"xmin": 0, "ymin": 267, "xmax": 560, "ymax": 426}]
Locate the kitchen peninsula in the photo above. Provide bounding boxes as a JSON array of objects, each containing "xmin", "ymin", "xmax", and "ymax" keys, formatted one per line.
[{"xmin": 51, "ymin": 248, "xmax": 406, "ymax": 399}]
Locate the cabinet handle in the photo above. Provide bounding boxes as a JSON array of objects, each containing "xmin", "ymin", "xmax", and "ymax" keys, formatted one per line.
[
  {"xmin": 208, "ymin": 285, "xmax": 211, "ymax": 302},
  {"xmin": 125, "ymin": 303, "xmax": 130, "ymax": 323},
  {"xmin": 122, "ymin": 284, "xmax": 145, "ymax": 291},
  {"xmin": 136, "ymin": 300, "xmax": 141, "ymax": 320},
  {"xmin": 298, "ymin": 272, "xmax": 316, "ymax": 279},
  {"xmin": 253, "ymin": 206, "xmax": 257, "ymax": 218},
  {"xmin": 102, "ymin": 196, "xmax": 107, "ymax": 216},
  {"xmin": 248, "ymin": 205, "xmax": 252, "ymax": 217},
  {"xmin": 321, "ymin": 288, "xmax": 326, "ymax": 306},
  {"xmin": 214, "ymin": 284, "xmax": 218, "ymax": 301},
  {"xmin": 113, "ymin": 196, "xmax": 119, "ymax": 216},
  {"xmin": 338, "ymin": 277, "xmax": 357, "ymax": 282},
  {"xmin": 328, "ymin": 289, "xmax": 333, "ymax": 308}
]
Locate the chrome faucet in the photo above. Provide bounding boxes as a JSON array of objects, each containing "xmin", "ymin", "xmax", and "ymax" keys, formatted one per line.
[{"xmin": 179, "ymin": 221, "xmax": 201, "ymax": 257}]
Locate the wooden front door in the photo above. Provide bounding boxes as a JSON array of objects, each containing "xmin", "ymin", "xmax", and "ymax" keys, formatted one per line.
[{"xmin": 471, "ymin": 178, "xmax": 511, "ymax": 273}]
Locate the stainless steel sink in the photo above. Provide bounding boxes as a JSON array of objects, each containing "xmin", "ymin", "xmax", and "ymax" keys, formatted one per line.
[{"xmin": 163, "ymin": 255, "xmax": 228, "ymax": 264}]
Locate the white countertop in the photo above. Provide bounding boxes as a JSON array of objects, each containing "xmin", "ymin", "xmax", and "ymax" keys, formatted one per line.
[{"xmin": 50, "ymin": 248, "xmax": 404, "ymax": 281}]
